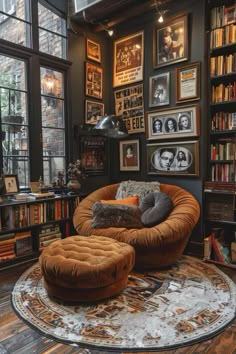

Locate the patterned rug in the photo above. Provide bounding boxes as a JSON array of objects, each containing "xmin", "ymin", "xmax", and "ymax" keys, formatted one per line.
[{"xmin": 12, "ymin": 256, "xmax": 236, "ymax": 352}]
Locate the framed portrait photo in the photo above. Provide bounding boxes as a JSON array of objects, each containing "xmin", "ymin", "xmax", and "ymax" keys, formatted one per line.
[
  {"xmin": 119, "ymin": 139, "xmax": 140, "ymax": 171},
  {"xmin": 176, "ymin": 62, "xmax": 200, "ymax": 103},
  {"xmin": 85, "ymin": 62, "xmax": 103, "ymax": 99},
  {"xmin": 86, "ymin": 38, "xmax": 101, "ymax": 63},
  {"xmin": 146, "ymin": 104, "xmax": 200, "ymax": 140},
  {"xmin": 85, "ymin": 100, "xmax": 104, "ymax": 125},
  {"xmin": 3, "ymin": 174, "xmax": 19, "ymax": 195},
  {"xmin": 153, "ymin": 14, "xmax": 188, "ymax": 68},
  {"xmin": 113, "ymin": 31, "xmax": 144, "ymax": 88},
  {"xmin": 147, "ymin": 140, "xmax": 199, "ymax": 176},
  {"xmin": 149, "ymin": 72, "xmax": 170, "ymax": 107}
]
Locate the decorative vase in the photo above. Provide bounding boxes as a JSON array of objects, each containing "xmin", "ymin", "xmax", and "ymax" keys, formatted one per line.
[{"xmin": 67, "ymin": 178, "xmax": 81, "ymax": 192}]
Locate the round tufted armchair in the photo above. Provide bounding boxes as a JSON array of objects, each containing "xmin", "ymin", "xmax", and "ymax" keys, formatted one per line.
[{"xmin": 73, "ymin": 183, "xmax": 200, "ymax": 269}]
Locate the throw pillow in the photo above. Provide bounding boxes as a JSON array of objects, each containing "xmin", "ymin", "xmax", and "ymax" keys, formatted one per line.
[
  {"xmin": 92, "ymin": 202, "xmax": 143, "ymax": 229},
  {"xmin": 115, "ymin": 180, "xmax": 161, "ymax": 206},
  {"xmin": 140, "ymin": 191, "xmax": 173, "ymax": 227},
  {"xmin": 100, "ymin": 195, "xmax": 139, "ymax": 206}
]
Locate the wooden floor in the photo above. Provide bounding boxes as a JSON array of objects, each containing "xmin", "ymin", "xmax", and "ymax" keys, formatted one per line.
[{"xmin": 0, "ymin": 260, "xmax": 236, "ymax": 354}]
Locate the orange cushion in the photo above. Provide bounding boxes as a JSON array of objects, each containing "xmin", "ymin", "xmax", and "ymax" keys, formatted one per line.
[{"xmin": 100, "ymin": 195, "xmax": 139, "ymax": 206}]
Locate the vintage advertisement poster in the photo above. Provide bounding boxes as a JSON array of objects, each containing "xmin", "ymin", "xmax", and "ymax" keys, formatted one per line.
[
  {"xmin": 113, "ymin": 31, "xmax": 144, "ymax": 88},
  {"xmin": 80, "ymin": 136, "xmax": 107, "ymax": 175}
]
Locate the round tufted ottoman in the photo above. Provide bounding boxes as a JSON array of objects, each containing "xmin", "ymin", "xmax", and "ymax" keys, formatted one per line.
[{"xmin": 39, "ymin": 235, "xmax": 135, "ymax": 303}]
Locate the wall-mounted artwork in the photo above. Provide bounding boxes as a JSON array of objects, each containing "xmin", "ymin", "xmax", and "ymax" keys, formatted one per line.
[
  {"xmin": 114, "ymin": 83, "xmax": 144, "ymax": 134},
  {"xmin": 80, "ymin": 136, "xmax": 107, "ymax": 175},
  {"xmin": 147, "ymin": 140, "xmax": 199, "ymax": 176},
  {"xmin": 113, "ymin": 31, "xmax": 144, "ymax": 87},
  {"xmin": 146, "ymin": 104, "xmax": 200, "ymax": 140},
  {"xmin": 153, "ymin": 14, "xmax": 188, "ymax": 68},
  {"xmin": 119, "ymin": 139, "xmax": 140, "ymax": 171},
  {"xmin": 175, "ymin": 62, "xmax": 200, "ymax": 103},
  {"xmin": 149, "ymin": 72, "xmax": 170, "ymax": 107},
  {"xmin": 86, "ymin": 38, "xmax": 101, "ymax": 63},
  {"xmin": 85, "ymin": 100, "xmax": 104, "ymax": 125},
  {"xmin": 85, "ymin": 62, "xmax": 103, "ymax": 99}
]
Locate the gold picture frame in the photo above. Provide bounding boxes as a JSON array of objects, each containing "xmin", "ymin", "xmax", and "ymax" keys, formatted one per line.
[
  {"xmin": 85, "ymin": 62, "xmax": 103, "ymax": 99},
  {"xmin": 175, "ymin": 62, "xmax": 200, "ymax": 103},
  {"xmin": 86, "ymin": 38, "xmax": 101, "ymax": 63}
]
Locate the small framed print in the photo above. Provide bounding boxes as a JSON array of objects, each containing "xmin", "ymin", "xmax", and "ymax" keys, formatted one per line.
[
  {"xmin": 3, "ymin": 174, "xmax": 19, "ymax": 195},
  {"xmin": 149, "ymin": 72, "xmax": 170, "ymax": 107},
  {"xmin": 86, "ymin": 38, "xmax": 101, "ymax": 63},
  {"xmin": 146, "ymin": 104, "xmax": 200, "ymax": 140},
  {"xmin": 119, "ymin": 139, "xmax": 140, "ymax": 171},
  {"xmin": 80, "ymin": 135, "xmax": 108, "ymax": 176},
  {"xmin": 147, "ymin": 140, "xmax": 199, "ymax": 176},
  {"xmin": 85, "ymin": 62, "xmax": 103, "ymax": 99},
  {"xmin": 153, "ymin": 14, "xmax": 188, "ymax": 68},
  {"xmin": 176, "ymin": 62, "xmax": 200, "ymax": 103},
  {"xmin": 85, "ymin": 100, "xmax": 104, "ymax": 125}
]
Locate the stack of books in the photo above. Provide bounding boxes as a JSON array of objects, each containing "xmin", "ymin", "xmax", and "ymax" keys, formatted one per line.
[
  {"xmin": 38, "ymin": 224, "xmax": 62, "ymax": 250},
  {"xmin": 0, "ymin": 233, "xmax": 16, "ymax": 262},
  {"xmin": 15, "ymin": 231, "xmax": 32, "ymax": 257}
]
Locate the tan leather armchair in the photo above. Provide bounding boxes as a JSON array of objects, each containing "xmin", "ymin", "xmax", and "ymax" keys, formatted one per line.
[{"xmin": 73, "ymin": 183, "xmax": 200, "ymax": 269}]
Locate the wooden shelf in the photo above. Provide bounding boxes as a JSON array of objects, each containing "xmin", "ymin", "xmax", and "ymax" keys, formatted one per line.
[{"xmin": 204, "ymin": 258, "xmax": 236, "ymax": 269}]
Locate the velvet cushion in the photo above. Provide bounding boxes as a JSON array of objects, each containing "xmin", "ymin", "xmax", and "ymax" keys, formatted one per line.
[
  {"xmin": 115, "ymin": 180, "xmax": 160, "ymax": 205},
  {"xmin": 100, "ymin": 195, "xmax": 139, "ymax": 205},
  {"xmin": 140, "ymin": 191, "xmax": 173, "ymax": 227},
  {"xmin": 92, "ymin": 202, "xmax": 143, "ymax": 229}
]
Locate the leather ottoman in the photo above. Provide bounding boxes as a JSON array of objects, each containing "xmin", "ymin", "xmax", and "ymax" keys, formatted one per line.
[{"xmin": 39, "ymin": 235, "xmax": 135, "ymax": 303}]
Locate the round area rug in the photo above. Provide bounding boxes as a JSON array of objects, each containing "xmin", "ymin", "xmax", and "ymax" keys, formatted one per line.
[{"xmin": 12, "ymin": 256, "xmax": 236, "ymax": 351}]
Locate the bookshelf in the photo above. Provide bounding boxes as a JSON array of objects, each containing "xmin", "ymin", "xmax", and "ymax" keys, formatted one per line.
[
  {"xmin": 204, "ymin": 0, "xmax": 236, "ymax": 268},
  {"xmin": 0, "ymin": 193, "xmax": 82, "ymax": 270}
]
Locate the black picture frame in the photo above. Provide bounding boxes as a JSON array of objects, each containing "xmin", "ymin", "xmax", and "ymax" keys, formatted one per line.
[
  {"xmin": 149, "ymin": 72, "xmax": 170, "ymax": 107},
  {"xmin": 80, "ymin": 136, "xmax": 108, "ymax": 175}
]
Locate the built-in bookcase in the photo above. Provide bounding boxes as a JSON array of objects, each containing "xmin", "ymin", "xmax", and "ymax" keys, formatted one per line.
[{"xmin": 204, "ymin": 0, "xmax": 236, "ymax": 269}]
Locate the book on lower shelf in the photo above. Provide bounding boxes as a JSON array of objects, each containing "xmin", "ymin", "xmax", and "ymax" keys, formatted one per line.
[
  {"xmin": 15, "ymin": 231, "xmax": 32, "ymax": 257},
  {"xmin": 204, "ymin": 228, "xmax": 232, "ymax": 266}
]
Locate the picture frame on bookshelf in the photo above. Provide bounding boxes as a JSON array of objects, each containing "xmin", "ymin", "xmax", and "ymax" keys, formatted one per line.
[
  {"xmin": 149, "ymin": 72, "xmax": 170, "ymax": 107},
  {"xmin": 153, "ymin": 14, "xmax": 188, "ymax": 68},
  {"xmin": 85, "ymin": 62, "xmax": 103, "ymax": 99},
  {"xmin": 85, "ymin": 100, "xmax": 104, "ymax": 125},
  {"xmin": 224, "ymin": 4, "xmax": 236, "ymax": 25},
  {"xmin": 113, "ymin": 31, "xmax": 144, "ymax": 87},
  {"xmin": 147, "ymin": 140, "xmax": 199, "ymax": 176},
  {"xmin": 3, "ymin": 174, "xmax": 19, "ymax": 195},
  {"xmin": 119, "ymin": 139, "xmax": 140, "ymax": 171},
  {"xmin": 146, "ymin": 104, "xmax": 200, "ymax": 140},
  {"xmin": 175, "ymin": 62, "xmax": 200, "ymax": 103},
  {"xmin": 86, "ymin": 38, "xmax": 101, "ymax": 63}
]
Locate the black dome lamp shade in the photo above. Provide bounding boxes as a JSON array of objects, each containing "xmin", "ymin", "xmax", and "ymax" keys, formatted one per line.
[{"xmin": 92, "ymin": 114, "xmax": 128, "ymax": 138}]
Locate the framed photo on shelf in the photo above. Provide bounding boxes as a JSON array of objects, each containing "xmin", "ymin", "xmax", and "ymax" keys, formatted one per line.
[
  {"xmin": 3, "ymin": 174, "xmax": 19, "ymax": 195},
  {"xmin": 86, "ymin": 38, "xmax": 101, "ymax": 63},
  {"xmin": 153, "ymin": 14, "xmax": 188, "ymax": 68},
  {"xmin": 175, "ymin": 62, "xmax": 200, "ymax": 103},
  {"xmin": 149, "ymin": 72, "xmax": 170, "ymax": 107},
  {"xmin": 85, "ymin": 62, "xmax": 103, "ymax": 99},
  {"xmin": 113, "ymin": 31, "xmax": 144, "ymax": 87},
  {"xmin": 85, "ymin": 100, "xmax": 104, "ymax": 125},
  {"xmin": 223, "ymin": 4, "xmax": 236, "ymax": 25},
  {"xmin": 147, "ymin": 140, "xmax": 199, "ymax": 176},
  {"xmin": 114, "ymin": 83, "xmax": 145, "ymax": 134},
  {"xmin": 80, "ymin": 135, "xmax": 107, "ymax": 175},
  {"xmin": 119, "ymin": 139, "xmax": 140, "ymax": 171},
  {"xmin": 146, "ymin": 104, "xmax": 200, "ymax": 141}
]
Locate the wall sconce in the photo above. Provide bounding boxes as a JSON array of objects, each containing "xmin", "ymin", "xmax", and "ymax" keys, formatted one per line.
[
  {"xmin": 104, "ymin": 27, "xmax": 114, "ymax": 37},
  {"xmin": 41, "ymin": 70, "xmax": 58, "ymax": 108}
]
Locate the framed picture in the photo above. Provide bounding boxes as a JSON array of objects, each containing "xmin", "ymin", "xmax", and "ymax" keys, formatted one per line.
[
  {"xmin": 80, "ymin": 136, "xmax": 107, "ymax": 175},
  {"xmin": 223, "ymin": 4, "xmax": 236, "ymax": 25},
  {"xmin": 3, "ymin": 174, "xmax": 19, "ymax": 195},
  {"xmin": 114, "ymin": 83, "xmax": 145, "ymax": 134},
  {"xmin": 175, "ymin": 62, "xmax": 200, "ymax": 103},
  {"xmin": 147, "ymin": 140, "xmax": 199, "ymax": 176},
  {"xmin": 153, "ymin": 14, "xmax": 188, "ymax": 68},
  {"xmin": 149, "ymin": 72, "xmax": 170, "ymax": 107},
  {"xmin": 119, "ymin": 139, "xmax": 140, "ymax": 171},
  {"xmin": 113, "ymin": 31, "xmax": 144, "ymax": 87},
  {"xmin": 85, "ymin": 62, "xmax": 103, "ymax": 99},
  {"xmin": 146, "ymin": 104, "xmax": 200, "ymax": 140},
  {"xmin": 85, "ymin": 100, "xmax": 104, "ymax": 125},
  {"xmin": 86, "ymin": 38, "xmax": 101, "ymax": 63}
]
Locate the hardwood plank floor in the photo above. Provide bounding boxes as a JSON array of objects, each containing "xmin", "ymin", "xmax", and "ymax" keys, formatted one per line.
[{"xmin": 0, "ymin": 260, "xmax": 235, "ymax": 354}]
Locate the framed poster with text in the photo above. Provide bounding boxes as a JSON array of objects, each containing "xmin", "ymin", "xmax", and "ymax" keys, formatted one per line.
[{"xmin": 113, "ymin": 31, "xmax": 144, "ymax": 88}]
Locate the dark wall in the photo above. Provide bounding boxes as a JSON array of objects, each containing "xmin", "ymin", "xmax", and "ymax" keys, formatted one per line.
[{"xmin": 68, "ymin": 0, "xmax": 206, "ymax": 255}]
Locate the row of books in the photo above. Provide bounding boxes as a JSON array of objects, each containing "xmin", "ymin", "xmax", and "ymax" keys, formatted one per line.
[
  {"xmin": 210, "ymin": 4, "xmax": 236, "ymax": 29},
  {"xmin": 210, "ymin": 53, "xmax": 236, "ymax": 77},
  {"xmin": 211, "ymin": 111, "xmax": 236, "ymax": 131},
  {"xmin": 204, "ymin": 181, "xmax": 235, "ymax": 192},
  {"xmin": 210, "ymin": 141, "xmax": 234, "ymax": 160},
  {"xmin": 205, "ymin": 196, "xmax": 234, "ymax": 221},
  {"xmin": 0, "ymin": 231, "xmax": 32, "ymax": 262},
  {"xmin": 204, "ymin": 228, "xmax": 235, "ymax": 265},
  {"xmin": 210, "ymin": 24, "xmax": 236, "ymax": 49},
  {"xmin": 39, "ymin": 224, "xmax": 62, "ymax": 250},
  {"xmin": 210, "ymin": 163, "xmax": 235, "ymax": 182},
  {"xmin": 211, "ymin": 82, "xmax": 236, "ymax": 103},
  {"xmin": 0, "ymin": 199, "xmax": 75, "ymax": 230}
]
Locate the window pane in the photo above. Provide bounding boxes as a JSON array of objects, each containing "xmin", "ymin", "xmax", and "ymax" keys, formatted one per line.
[
  {"xmin": 43, "ymin": 156, "xmax": 65, "ymax": 185},
  {"xmin": 41, "ymin": 98, "xmax": 64, "ymax": 128},
  {"xmin": 42, "ymin": 128, "xmax": 65, "ymax": 156},
  {"xmin": 39, "ymin": 29, "xmax": 67, "ymax": 59},
  {"xmin": 38, "ymin": 2, "xmax": 66, "ymax": 35},
  {"xmin": 40, "ymin": 67, "xmax": 64, "ymax": 99},
  {"xmin": 0, "ymin": 55, "xmax": 26, "ymax": 90}
]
